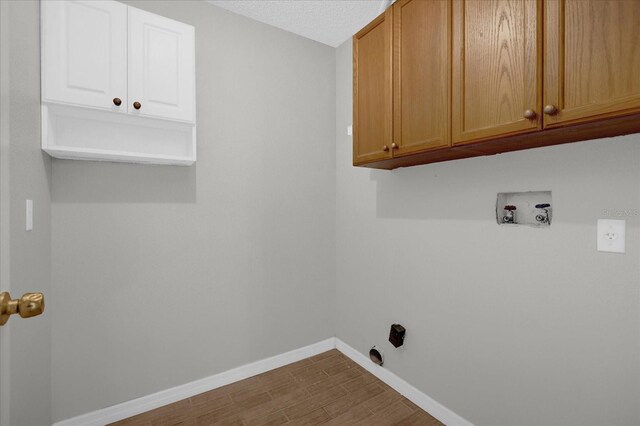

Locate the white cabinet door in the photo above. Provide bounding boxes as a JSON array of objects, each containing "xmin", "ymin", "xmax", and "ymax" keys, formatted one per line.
[
  {"xmin": 41, "ymin": 0, "xmax": 128, "ymax": 112},
  {"xmin": 128, "ymin": 8, "xmax": 195, "ymax": 123}
]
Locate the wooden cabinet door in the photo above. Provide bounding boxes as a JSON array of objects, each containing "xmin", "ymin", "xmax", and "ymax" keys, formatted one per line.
[
  {"xmin": 393, "ymin": 0, "xmax": 450, "ymax": 156},
  {"xmin": 41, "ymin": 0, "xmax": 128, "ymax": 112},
  {"xmin": 128, "ymin": 8, "xmax": 196, "ymax": 123},
  {"xmin": 452, "ymin": 0, "xmax": 542, "ymax": 145},
  {"xmin": 544, "ymin": 0, "xmax": 640, "ymax": 127},
  {"xmin": 353, "ymin": 9, "xmax": 393, "ymax": 165}
]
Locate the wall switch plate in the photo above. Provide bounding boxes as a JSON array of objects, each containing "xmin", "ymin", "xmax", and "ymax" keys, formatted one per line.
[
  {"xmin": 597, "ymin": 219, "xmax": 625, "ymax": 253},
  {"xmin": 26, "ymin": 199, "xmax": 33, "ymax": 231},
  {"xmin": 347, "ymin": 125, "xmax": 352, "ymax": 136}
]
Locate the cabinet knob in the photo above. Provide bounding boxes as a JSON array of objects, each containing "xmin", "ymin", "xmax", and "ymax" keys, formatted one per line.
[
  {"xmin": 112, "ymin": 97, "xmax": 122, "ymax": 107},
  {"xmin": 133, "ymin": 101, "xmax": 142, "ymax": 110},
  {"xmin": 523, "ymin": 109, "xmax": 536, "ymax": 119},
  {"xmin": 383, "ymin": 145, "xmax": 389, "ymax": 152},
  {"xmin": 543, "ymin": 104, "xmax": 557, "ymax": 115},
  {"xmin": 391, "ymin": 143, "xmax": 398, "ymax": 150}
]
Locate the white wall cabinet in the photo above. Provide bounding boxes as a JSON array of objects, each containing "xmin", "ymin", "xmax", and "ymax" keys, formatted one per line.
[
  {"xmin": 128, "ymin": 8, "xmax": 195, "ymax": 123},
  {"xmin": 41, "ymin": 0, "xmax": 196, "ymax": 165},
  {"xmin": 42, "ymin": 0, "xmax": 128, "ymax": 112}
]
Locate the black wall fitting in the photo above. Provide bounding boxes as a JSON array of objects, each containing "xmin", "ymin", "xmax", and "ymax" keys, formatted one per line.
[{"xmin": 389, "ymin": 324, "xmax": 406, "ymax": 348}]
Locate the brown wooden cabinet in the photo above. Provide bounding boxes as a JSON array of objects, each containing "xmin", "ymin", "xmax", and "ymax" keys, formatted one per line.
[
  {"xmin": 543, "ymin": 0, "xmax": 640, "ymax": 127},
  {"xmin": 393, "ymin": 0, "xmax": 451, "ymax": 156},
  {"xmin": 353, "ymin": 9, "xmax": 392, "ymax": 165},
  {"xmin": 353, "ymin": 0, "xmax": 640, "ymax": 170},
  {"xmin": 353, "ymin": 0, "xmax": 451, "ymax": 166},
  {"xmin": 452, "ymin": 0, "xmax": 541, "ymax": 145}
]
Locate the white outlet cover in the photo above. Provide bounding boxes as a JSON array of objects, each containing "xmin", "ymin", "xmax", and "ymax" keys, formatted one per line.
[
  {"xmin": 347, "ymin": 125, "xmax": 353, "ymax": 136},
  {"xmin": 597, "ymin": 219, "xmax": 625, "ymax": 254}
]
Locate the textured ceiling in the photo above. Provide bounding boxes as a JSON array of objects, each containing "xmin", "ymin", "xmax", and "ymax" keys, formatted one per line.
[{"xmin": 206, "ymin": 0, "xmax": 390, "ymax": 47}]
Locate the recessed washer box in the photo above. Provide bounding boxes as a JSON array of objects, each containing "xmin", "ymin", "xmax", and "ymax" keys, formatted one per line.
[{"xmin": 496, "ymin": 191, "xmax": 552, "ymax": 227}]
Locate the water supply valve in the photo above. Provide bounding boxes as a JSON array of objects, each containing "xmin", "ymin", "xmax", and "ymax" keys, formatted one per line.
[{"xmin": 503, "ymin": 205, "xmax": 517, "ymax": 224}]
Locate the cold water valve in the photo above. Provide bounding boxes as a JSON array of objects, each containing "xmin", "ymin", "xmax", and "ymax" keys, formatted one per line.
[
  {"xmin": 503, "ymin": 205, "xmax": 517, "ymax": 224},
  {"xmin": 535, "ymin": 203, "xmax": 551, "ymax": 224}
]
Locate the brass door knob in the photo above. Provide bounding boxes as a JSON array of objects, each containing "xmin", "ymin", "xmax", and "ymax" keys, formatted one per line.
[
  {"xmin": 543, "ymin": 104, "xmax": 558, "ymax": 115},
  {"xmin": 383, "ymin": 145, "xmax": 389, "ymax": 152},
  {"xmin": 0, "ymin": 292, "xmax": 45, "ymax": 326},
  {"xmin": 523, "ymin": 109, "xmax": 536, "ymax": 119},
  {"xmin": 133, "ymin": 101, "xmax": 142, "ymax": 110},
  {"xmin": 112, "ymin": 97, "xmax": 122, "ymax": 106},
  {"xmin": 391, "ymin": 143, "xmax": 398, "ymax": 150}
]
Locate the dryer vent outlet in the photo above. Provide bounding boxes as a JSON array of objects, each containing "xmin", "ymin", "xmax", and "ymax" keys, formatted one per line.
[{"xmin": 369, "ymin": 346, "xmax": 383, "ymax": 366}]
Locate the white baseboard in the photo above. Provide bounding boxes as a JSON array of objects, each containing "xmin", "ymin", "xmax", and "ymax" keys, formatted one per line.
[
  {"xmin": 54, "ymin": 337, "xmax": 472, "ymax": 426},
  {"xmin": 335, "ymin": 338, "xmax": 473, "ymax": 426},
  {"xmin": 53, "ymin": 338, "xmax": 336, "ymax": 426}
]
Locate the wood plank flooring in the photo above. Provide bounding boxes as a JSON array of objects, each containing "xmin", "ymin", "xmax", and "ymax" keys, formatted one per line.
[{"xmin": 109, "ymin": 349, "xmax": 443, "ymax": 426}]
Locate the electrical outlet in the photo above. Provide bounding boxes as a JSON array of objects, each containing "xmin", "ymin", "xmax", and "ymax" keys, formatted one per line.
[{"xmin": 597, "ymin": 219, "xmax": 625, "ymax": 254}]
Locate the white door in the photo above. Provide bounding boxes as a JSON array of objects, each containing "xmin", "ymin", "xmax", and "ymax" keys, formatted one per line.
[
  {"xmin": 2, "ymin": 2, "xmax": 50, "ymax": 425},
  {"xmin": 128, "ymin": 7, "xmax": 195, "ymax": 123},
  {"xmin": 0, "ymin": 3, "xmax": 8, "ymax": 423},
  {"xmin": 41, "ymin": 0, "xmax": 128, "ymax": 112}
]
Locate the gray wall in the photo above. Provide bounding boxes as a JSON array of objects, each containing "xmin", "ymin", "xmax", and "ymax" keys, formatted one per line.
[
  {"xmin": 50, "ymin": 1, "xmax": 336, "ymax": 422},
  {"xmin": 335, "ymin": 40, "xmax": 640, "ymax": 426},
  {"xmin": 1, "ymin": 1, "xmax": 53, "ymax": 425}
]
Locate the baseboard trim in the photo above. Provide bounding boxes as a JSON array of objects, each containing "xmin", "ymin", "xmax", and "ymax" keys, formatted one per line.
[
  {"xmin": 53, "ymin": 338, "xmax": 336, "ymax": 426},
  {"xmin": 54, "ymin": 337, "xmax": 472, "ymax": 426},
  {"xmin": 335, "ymin": 338, "xmax": 473, "ymax": 426}
]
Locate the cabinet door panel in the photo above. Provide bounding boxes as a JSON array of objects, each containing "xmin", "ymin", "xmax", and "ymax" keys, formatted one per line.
[
  {"xmin": 544, "ymin": 0, "xmax": 640, "ymax": 127},
  {"xmin": 393, "ymin": 0, "xmax": 450, "ymax": 155},
  {"xmin": 128, "ymin": 8, "xmax": 195, "ymax": 123},
  {"xmin": 452, "ymin": 0, "xmax": 541, "ymax": 145},
  {"xmin": 353, "ymin": 10, "xmax": 393, "ymax": 165},
  {"xmin": 41, "ymin": 0, "xmax": 127, "ymax": 112}
]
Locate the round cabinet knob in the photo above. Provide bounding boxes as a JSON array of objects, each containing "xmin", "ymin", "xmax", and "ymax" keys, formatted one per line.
[
  {"xmin": 383, "ymin": 145, "xmax": 389, "ymax": 152},
  {"xmin": 523, "ymin": 109, "xmax": 536, "ymax": 119},
  {"xmin": 133, "ymin": 101, "xmax": 142, "ymax": 110},
  {"xmin": 112, "ymin": 97, "xmax": 122, "ymax": 106},
  {"xmin": 391, "ymin": 143, "xmax": 398, "ymax": 150},
  {"xmin": 543, "ymin": 104, "xmax": 558, "ymax": 115}
]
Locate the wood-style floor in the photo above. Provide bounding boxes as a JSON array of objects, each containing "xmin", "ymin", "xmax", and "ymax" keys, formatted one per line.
[{"xmin": 110, "ymin": 349, "xmax": 444, "ymax": 426}]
